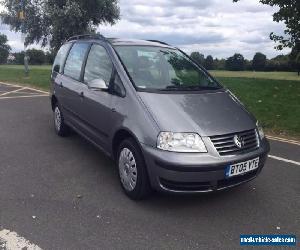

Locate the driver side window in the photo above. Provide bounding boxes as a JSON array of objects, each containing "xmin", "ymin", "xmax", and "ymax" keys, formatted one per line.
[{"xmin": 84, "ymin": 44, "xmax": 113, "ymax": 85}]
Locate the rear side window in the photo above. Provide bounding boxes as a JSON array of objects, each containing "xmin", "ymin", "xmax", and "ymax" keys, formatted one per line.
[
  {"xmin": 84, "ymin": 44, "xmax": 113, "ymax": 85},
  {"xmin": 52, "ymin": 43, "xmax": 72, "ymax": 73},
  {"xmin": 64, "ymin": 43, "xmax": 90, "ymax": 81}
]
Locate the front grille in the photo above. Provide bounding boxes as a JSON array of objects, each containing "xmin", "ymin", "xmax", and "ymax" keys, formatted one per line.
[{"xmin": 210, "ymin": 129, "xmax": 259, "ymax": 156}]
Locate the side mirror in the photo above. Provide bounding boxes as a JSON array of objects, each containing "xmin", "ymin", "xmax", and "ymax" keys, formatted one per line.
[
  {"xmin": 87, "ymin": 78, "xmax": 108, "ymax": 91},
  {"xmin": 53, "ymin": 65, "xmax": 60, "ymax": 73}
]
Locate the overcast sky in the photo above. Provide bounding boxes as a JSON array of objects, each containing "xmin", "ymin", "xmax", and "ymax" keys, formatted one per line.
[{"xmin": 0, "ymin": 0, "xmax": 290, "ymax": 59}]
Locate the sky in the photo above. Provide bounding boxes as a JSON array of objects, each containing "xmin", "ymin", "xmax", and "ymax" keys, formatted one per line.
[{"xmin": 0, "ymin": 0, "xmax": 290, "ymax": 59}]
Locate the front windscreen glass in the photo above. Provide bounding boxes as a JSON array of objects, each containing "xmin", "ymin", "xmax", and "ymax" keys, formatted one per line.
[{"xmin": 114, "ymin": 46, "xmax": 221, "ymax": 91}]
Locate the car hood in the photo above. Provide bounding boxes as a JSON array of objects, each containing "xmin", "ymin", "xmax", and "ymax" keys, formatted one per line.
[{"xmin": 138, "ymin": 90, "xmax": 256, "ymax": 136}]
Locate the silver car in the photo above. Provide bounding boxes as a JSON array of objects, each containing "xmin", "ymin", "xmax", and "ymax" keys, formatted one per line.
[{"xmin": 50, "ymin": 34, "xmax": 270, "ymax": 200}]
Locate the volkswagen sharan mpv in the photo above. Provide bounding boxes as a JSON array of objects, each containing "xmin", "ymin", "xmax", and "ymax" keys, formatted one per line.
[{"xmin": 50, "ymin": 34, "xmax": 270, "ymax": 200}]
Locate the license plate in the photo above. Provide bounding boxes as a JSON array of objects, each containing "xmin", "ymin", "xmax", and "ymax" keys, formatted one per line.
[{"xmin": 225, "ymin": 157, "xmax": 259, "ymax": 178}]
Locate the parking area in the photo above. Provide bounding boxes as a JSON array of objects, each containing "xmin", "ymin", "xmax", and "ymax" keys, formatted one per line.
[
  {"xmin": 0, "ymin": 82, "xmax": 299, "ymax": 249},
  {"xmin": 0, "ymin": 82, "xmax": 48, "ymax": 100}
]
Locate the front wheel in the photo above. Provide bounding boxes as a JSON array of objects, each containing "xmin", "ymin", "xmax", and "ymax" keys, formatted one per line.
[
  {"xmin": 53, "ymin": 103, "xmax": 70, "ymax": 137},
  {"xmin": 117, "ymin": 138, "xmax": 152, "ymax": 200}
]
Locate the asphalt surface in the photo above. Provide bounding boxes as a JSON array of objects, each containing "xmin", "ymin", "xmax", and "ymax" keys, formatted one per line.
[{"xmin": 0, "ymin": 83, "xmax": 299, "ymax": 249}]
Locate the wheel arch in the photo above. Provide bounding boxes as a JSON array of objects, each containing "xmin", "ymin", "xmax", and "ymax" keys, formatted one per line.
[{"xmin": 112, "ymin": 128, "xmax": 142, "ymax": 160}]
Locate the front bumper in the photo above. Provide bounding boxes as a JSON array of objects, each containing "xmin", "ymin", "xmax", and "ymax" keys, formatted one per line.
[{"xmin": 141, "ymin": 138, "xmax": 270, "ymax": 193}]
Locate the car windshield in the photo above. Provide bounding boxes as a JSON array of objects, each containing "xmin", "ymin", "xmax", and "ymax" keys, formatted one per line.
[{"xmin": 114, "ymin": 46, "xmax": 221, "ymax": 91}]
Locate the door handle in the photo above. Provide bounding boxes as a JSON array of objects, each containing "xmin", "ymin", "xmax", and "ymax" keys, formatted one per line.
[
  {"xmin": 111, "ymin": 108, "xmax": 116, "ymax": 112},
  {"xmin": 79, "ymin": 92, "xmax": 84, "ymax": 98}
]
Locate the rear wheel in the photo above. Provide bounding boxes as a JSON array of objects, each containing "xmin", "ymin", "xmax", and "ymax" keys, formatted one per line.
[
  {"xmin": 53, "ymin": 103, "xmax": 70, "ymax": 137},
  {"xmin": 117, "ymin": 138, "xmax": 152, "ymax": 200}
]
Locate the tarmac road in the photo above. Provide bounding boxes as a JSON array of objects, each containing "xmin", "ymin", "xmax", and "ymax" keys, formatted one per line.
[{"xmin": 0, "ymin": 82, "xmax": 299, "ymax": 249}]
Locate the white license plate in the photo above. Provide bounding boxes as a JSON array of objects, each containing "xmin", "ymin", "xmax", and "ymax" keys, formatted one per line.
[{"xmin": 225, "ymin": 157, "xmax": 259, "ymax": 178}]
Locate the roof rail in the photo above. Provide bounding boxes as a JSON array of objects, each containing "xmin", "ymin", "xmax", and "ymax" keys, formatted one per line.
[
  {"xmin": 147, "ymin": 40, "xmax": 170, "ymax": 46},
  {"xmin": 67, "ymin": 34, "xmax": 107, "ymax": 42}
]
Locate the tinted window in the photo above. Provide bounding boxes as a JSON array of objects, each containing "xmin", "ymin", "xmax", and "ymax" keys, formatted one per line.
[
  {"xmin": 52, "ymin": 43, "xmax": 72, "ymax": 73},
  {"xmin": 84, "ymin": 44, "xmax": 113, "ymax": 85},
  {"xmin": 64, "ymin": 43, "xmax": 90, "ymax": 81}
]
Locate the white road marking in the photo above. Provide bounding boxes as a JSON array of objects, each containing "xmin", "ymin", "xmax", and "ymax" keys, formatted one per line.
[
  {"xmin": 0, "ymin": 81, "xmax": 49, "ymax": 94},
  {"xmin": 268, "ymin": 155, "xmax": 300, "ymax": 166},
  {"xmin": 0, "ymin": 229, "xmax": 43, "ymax": 250},
  {"xmin": 266, "ymin": 135, "xmax": 300, "ymax": 146},
  {"xmin": 0, "ymin": 87, "xmax": 26, "ymax": 97},
  {"xmin": 8, "ymin": 91, "xmax": 44, "ymax": 95},
  {"xmin": 0, "ymin": 94, "xmax": 48, "ymax": 100}
]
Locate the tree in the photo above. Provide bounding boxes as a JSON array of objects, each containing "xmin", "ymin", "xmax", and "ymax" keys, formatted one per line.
[
  {"xmin": 289, "ymin": 44, "xmax": 300, "ymax": 75},
  {"xmin": 45, "ymin": 51, "xmax": 55, "ymax": 64},
  {"xmin": 252, "ymin": 52, "xmax": 267, "ymax": 71},
  {"xmin": 204, "ymin": 55, "xmax": 214, "ymax": 70},
  {"xmin": 12, "ymin": 51, "xmax": 25, "ymax": 64},
  {"xmin": 233, "ymin": 0, "xmax": 300, "ymax": 50},
  {"xmin": 244, "ymin": 59, "xmax": 253, "ymax": 71},
  {"xmin": 190, "ymin": 52, "xmax": 205, "ymax": 66},
  {"xmin": 291, "ymin": 50, "xmax": 300, "ymax": 75},
  {"xmin": 0, "ymin": 33, "xmax": 11, "ymax": 64},
  {"xmin": 272, "ymin": 54, "xmax": 291, "ymax": 71},
  {"xmin": 0, "ymin": 0, "xmax": 120, "ymax": 52},
  {"xmin": 264, "ymin": 54, "xmax": 293, "ymax": 71},
  {"xmin": 296, "ymin": 53, "xmax": 300, "ymax": 76},
  {"xmin": 225, "ymin": 53, "xmax": 245, "ymax": 71},
  {"xmin": 213, "ymin": 58, "xmax": 226, "ymax": 70},
  {"xmin": 26, "ymin": 49, "xmax": 45, "ymax": 65}
]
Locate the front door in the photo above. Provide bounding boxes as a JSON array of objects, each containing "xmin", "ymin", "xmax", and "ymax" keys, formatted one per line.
[{"xmin": 79, "ymin": 44, "xmax": 115, "ymax": 151}]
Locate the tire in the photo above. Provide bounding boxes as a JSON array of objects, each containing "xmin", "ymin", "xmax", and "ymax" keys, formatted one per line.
[
  {"xmin": 117, "ymin": 138, "xmax": 152, "ymax": 200},
  {"xmin": 53, "ymin": 103, "xmax": 70, "ymax": 137}
]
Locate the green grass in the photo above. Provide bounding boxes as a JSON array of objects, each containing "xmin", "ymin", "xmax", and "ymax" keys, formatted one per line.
[
  {"xmin": 0, "ymin": 64, "xmax": 51, "ymax": 90},
  {"xmin": 210, "ymin": 70, "xmax": 300, "ymax": 81},
  {"xmin": 0, "ymin": 65, "xmax": 299, "ymax": 137},
  {"xmin": 1, "ymin": 65, "xmax": 52, "ymax": 70},
  {"xmin": 217, "ymin": 77, "xmax": 300, "ymax": 137}
]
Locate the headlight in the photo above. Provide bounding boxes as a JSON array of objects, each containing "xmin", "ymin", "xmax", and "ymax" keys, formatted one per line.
[
  {"xmin": 157, "ymin": 132, "xmax": 207, "ymax": 153},
  {"xmin": 256, "ymin": 121, "xmax": 265, "ymax": 139}
]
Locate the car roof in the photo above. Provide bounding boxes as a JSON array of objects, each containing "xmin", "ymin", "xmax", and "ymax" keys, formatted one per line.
[
  {"xmin": 66, "ymin": 35, "xmax": 174, "ymax": 48},
  {"xmin": 107, "ymin": 38, "xmax": 173, "ymax": 48}
]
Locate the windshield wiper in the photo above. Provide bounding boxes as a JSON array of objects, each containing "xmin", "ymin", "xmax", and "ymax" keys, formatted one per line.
[
  {"xmin": 164, "ymin": 85, "xmax": 183, "ymax": 90},
  {"xmin": 161, "ymin": 85, "xmax": 221, "ymax": 91},
  {"xmin": 185, "ymin": 85, "xmax": 221, "ymax": 90}
]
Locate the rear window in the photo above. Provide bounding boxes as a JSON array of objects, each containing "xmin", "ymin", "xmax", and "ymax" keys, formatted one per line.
[
  {"xmin": 64, "ymin": 43, "xmax": 90, "ymax": 81},
  {"xmin": 52, "ymin": 43, "xmax": 72, "ymax": 73}
]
